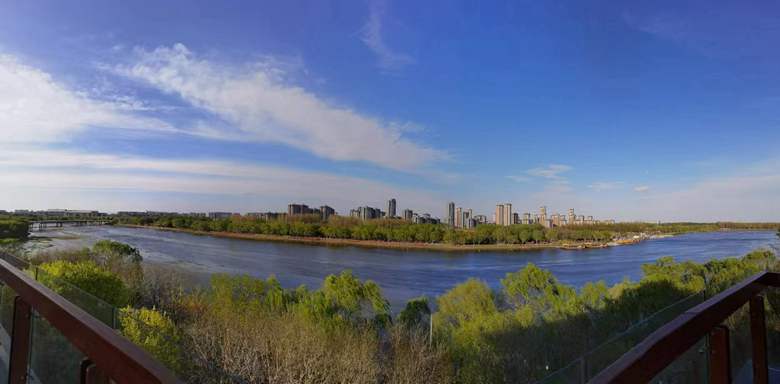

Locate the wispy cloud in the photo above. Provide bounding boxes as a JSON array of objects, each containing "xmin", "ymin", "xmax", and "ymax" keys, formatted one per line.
[
  {"xmin": 588, "ymin": 181, "xmax": 625, "ymax": 191},
  {"xmin": 112, "ymin": 44, "xmax": 442, "ymax": 171},
  {"xmin": 0, "ymin": 54, "xmax": 175, "ymax": 144},
  {"xmin": 506, "ymin": 175, "xmax": 531, "ymax": 183},
  {"xmin": 361, "ymin": 0, "xmax": 415, "ymax": 72},
  {"xmin": 526, "ymin": 164, "xmax": 572, "ymax": 180},
  {"xmin": 634, "ymin": 185, "xmax": 650, "ymax": 193},
  {"xmin": 0, "ymin": 147, "xmax": 444, "ymax": 214}
]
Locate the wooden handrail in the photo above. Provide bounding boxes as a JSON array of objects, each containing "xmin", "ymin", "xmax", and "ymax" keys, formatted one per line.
[
  {"xmin": 0, "ymin": 258, "xmax": 181, "ymax": 383},
  {"xmin": 590, "ymin": 271, "xmax": 778, "ymax": 383}
]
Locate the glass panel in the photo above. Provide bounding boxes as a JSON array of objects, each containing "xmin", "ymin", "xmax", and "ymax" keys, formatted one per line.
[
  {"xmin": 0, "ymin": 284, "xmax": 18, "ymax": 384},
  {"xmin": 650, "ymin": 336, "xmax": 709, "ymax": 383},
  {"xmin": 725, "ymin": 302, "xmax": 753, "ymax": 383},
  {"xmin": 538, "ymin": 291, "xmax": 706, "ymax": 383},
  {"xmin": 535, "ymin": 358, "xmax": 585, "ymax": 384},
  {"xmin": 28, "ymin": 310, "xmax": 85, "ymax": 384},
  {"xmin": 584, "ymin": 291, "xmax": 706, "ymax": 379},
  {"xmin": 32, "ymin": 266, "xmax": 116, "ymax": 328},
  {"xmin": 763, "ymin": 287, "xmax": 780, "ymax": 382}
]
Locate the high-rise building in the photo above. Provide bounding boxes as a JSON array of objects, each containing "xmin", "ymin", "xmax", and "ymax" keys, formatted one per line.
[
  {"xmin": 447, "ymin": 202, "xmax": 456, "ymax": 227},
  {"xmin": 387, "ymin": 198, "xmax": 397, "ymax": 218},
  {"xmin": 465, "ymin": 208, "xmax": 473, "ymax": 228},
  {"xmin": 540, "ymin": 206, "xmax": 549, "ymax": 228},
  {"xmin": 568, "ymin": 209, "xmax": 576, "ymax": 226},
  {"xmin": 552, "ymin": 213, "xmax": 562, "ymax": 227},
  {"xmin": 455, "ymin": 207, "xmax": 463, "ymax": 228},
  {"xmin": 461, "ymin": 208, "xmax": 473, "ymax": 229},
  {"xmin": 523, "ymin": 212, "xmax": 531, "ymax": 224},
  {"xmin": 495, "ymin": 204, "xmax": 504, "ymax": 225},
  {"xmin": 495, "ymin": 203, "xmax": 512, "ymax": 226},
  {"xmin": 503, "ymin": 203, "xmax": 512, "ymax": 226},
  {"xmin": 320, "ymin": 205, "xmax": 335, "ymax": 221},
  {"xmin": 513, "ymin": 212, "xmax": 520, "ymax": 225},
  {"xmin": 402, "ymin": 209, "xmax": 413, "ymax": 221}
]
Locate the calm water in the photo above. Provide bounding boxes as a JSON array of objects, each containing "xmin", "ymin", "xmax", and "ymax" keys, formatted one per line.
[{"xmin": 28, "ymin": 226, "xmax": 780, "ymax": 310}]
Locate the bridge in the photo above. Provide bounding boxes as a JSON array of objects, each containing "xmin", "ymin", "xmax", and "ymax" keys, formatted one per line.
[{"xmin": 29, "ymin": 220, "xmax": 112, "ymax": 231}]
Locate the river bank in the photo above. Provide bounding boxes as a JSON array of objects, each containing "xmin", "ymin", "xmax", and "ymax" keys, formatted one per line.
[{"xmin": 117, "ymin": 224, "xmax": 620, "ymax": 252}]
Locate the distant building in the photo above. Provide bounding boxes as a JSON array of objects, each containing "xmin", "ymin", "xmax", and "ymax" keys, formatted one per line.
[
  {"xmin": 287, "ymin": 203, "xmax": 323, "ymax": 217},
  {"xmin": 568, "ymin": 209, "xmax": 576, "ymax": 226},
  {"xmin": 288, "ymin": 204, "xmax": 310, "ymax": 216},
  {"xmin": 474, "ymin": 215, "xmax": 488, "ymax": 225},
  {"xmin": 354, "ymin": 206, "xmax": 383, "ymax": 220},
  {"xmin": 522, "ymin": 212, "xmax": 532, "ymax": 224},
  {"xmin": 495, "ymin": 204, "xmax": 504, "ymax": 225},
  {"xmin": 539, "ymin": 206, "xmax": 548, "ymax": 227},
  {"xmin": 246, "ymin": 212, "xmax": 284, "ymax": 220},
  {"xmin": 387, "ymin": 199, "xmax": 397, "ymax": 219},
  {"xmin": 414, "ymin": 213, "xmax": 440, "ymax": 224},
  {"xmin": 513, "ymin": 212, "xmax": 520, "ymax": 225},
  {"xmin": 447, "ymin": 202, "xmax": 456, "ymax": 227},
  {"xmin": 208, "ymin": 212, "xmax": 233, "ymax": 219},
  {"xmin": 402, "ymin": 209, "xmax": 414, "ymax": 221},
  {"xmin": 320, "ymin": 205, "xmax": 336, "ymax": 221},
  {"xmin": 463, "ymin": 208, "xmax": 473, "ymax": 229},
  {"xmin": 455, "ymin": 207, "xmax": 463, "ymax": 228}
]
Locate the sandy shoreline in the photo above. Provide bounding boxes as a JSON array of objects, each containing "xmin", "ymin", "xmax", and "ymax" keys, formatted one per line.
[{"xmin": 117, "ymin": 224, "xmax": 616, "ymax": 252}]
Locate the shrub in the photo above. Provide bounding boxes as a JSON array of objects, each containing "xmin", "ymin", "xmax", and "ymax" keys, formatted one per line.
[
  {"xmin": 0, "ymin": 219, "xmax": 28, "ymax": 240},
  {"xmin": 120, "ymin": 306, "xmax": 181, "ymax": 372},
  {"xmin": 37, "ymin": 260, "xmax": 131, "ymax": 308}
]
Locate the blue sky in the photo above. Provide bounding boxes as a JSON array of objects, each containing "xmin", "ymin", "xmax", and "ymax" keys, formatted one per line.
[{"xmin": 1, "ymin": 0, "xmax": 779, "ymax": 221}]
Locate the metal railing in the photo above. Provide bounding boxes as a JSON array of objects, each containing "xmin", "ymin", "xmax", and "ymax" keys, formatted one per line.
[
  {"xmin": 591, "ymin": 271, "xmax": 779, "ymax": 383},
  {"xmin": 0, "ymin": 258, "xmax": 180, "ymax": 384}
]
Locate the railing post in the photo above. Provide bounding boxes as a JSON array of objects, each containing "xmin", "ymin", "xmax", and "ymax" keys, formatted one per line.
[
  {"xmin": 8, "ymin": 296, "xmax": 32, "ymax": 384},
  {"xmin": 709, "ymin": 325, "xmax": 731, "ymax": 384},
  {"xmin": 750, "ymin": 295, "xmax": 768, "ymax": 384}
]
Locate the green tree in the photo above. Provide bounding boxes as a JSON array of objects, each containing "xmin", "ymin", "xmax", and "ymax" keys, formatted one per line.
[{"xmin": 398, "ymin": 296, "xmax": 431, "ymax": 329}]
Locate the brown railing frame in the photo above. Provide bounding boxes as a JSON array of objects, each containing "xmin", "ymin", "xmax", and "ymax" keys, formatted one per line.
[
  {"xmin": 0, "ymin": 258, "xmax": 181, "ymax": 383},
  {"xmin": 591, "ymin": 271, "xmax": 779, "ymax": 383}
]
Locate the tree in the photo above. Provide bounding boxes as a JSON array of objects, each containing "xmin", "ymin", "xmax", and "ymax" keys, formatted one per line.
[{"xmin": 398, "ymin": 296, "xmax": 431, "ymax": 329}]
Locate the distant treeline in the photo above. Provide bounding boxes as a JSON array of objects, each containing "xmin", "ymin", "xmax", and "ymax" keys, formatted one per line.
[
  {"xmin": 0, "ymin": 218, "xmax": 29, "ymax": 241},
  {"xmin": 116, "ymin": 214, "xmax": 780, "ymax": 246}
]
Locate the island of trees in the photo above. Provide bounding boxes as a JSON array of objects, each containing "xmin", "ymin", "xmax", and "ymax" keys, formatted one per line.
[{"xmin": 115, "ymin": 213, "xmax": 780, "ymax": 250}]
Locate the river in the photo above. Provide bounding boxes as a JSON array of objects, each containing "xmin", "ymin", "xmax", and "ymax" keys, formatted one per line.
[{"xmin": 25, "ymin": 226, "xmax": 780, "ymax": 310}]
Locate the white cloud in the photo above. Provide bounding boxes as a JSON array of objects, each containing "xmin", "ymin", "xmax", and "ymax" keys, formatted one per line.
[
  {"xmin": 0, "ymin": 54, "xmax": 175, "ymax": 144},
  {"xmin": 113, "ymin": 44, "xmax": 442, "ymax": 171},
  {"xmin": 0, "ymin": 147, "xmax": 444, "ymax": 214},
  {"xmin": 588, "ymin": 181, "xmax": 625, "ymax": 191},
  {"xmin": 526, "ymin": 164, "xmax": 572, "ymax": 180},
  {"xmin": 634, "ymin": 185, "xmax": 650, "ymax": 192},
  {"xmin": 627, "ymin": 173, "xmax": 780, "ymax": 222},
  {"xmin": 506, "ymin": 175, "xmax": 531, "ymax": 183},
  {"xmin": 361, "ymin": 0, "xmax": 415, "ymax": 72}
]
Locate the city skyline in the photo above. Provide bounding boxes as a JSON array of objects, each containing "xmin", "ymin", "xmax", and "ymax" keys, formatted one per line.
[{"xmin": 1, "ymin": 1, "xmax": 779, "ymax": 221}]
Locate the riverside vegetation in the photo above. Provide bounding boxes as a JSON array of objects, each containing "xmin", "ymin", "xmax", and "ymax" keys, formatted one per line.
[
  {"xmin": 3, "ymin": 232, "xmax": 780, "ymax": 383},
  {"xmin": 116, "ymin": 214, "xmax": 780, "ymax": 247}
]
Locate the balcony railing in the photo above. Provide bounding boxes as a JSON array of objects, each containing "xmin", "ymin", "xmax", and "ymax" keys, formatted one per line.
[
  {"xmin": 0, "ymin": 257, "xmax": 181, "ymax": 384},
  {"xmin": 591, "ymin": 271, "xmax": 779, "ymax": 384}
]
